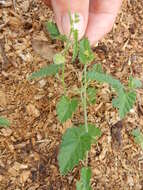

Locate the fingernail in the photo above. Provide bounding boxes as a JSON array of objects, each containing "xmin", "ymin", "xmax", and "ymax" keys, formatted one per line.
[{"xmin": 62, "ymin": 13, "xmax": 84, "ymax": 39}]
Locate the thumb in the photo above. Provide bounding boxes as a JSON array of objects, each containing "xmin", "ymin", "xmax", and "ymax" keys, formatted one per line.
[{"xmin": 51, "ymin": 0, "xmax": 89, "ymax": 40}]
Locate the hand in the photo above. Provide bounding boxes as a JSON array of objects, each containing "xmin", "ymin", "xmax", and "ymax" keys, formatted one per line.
[{"xmin": 43, "ymin": 0, "xmax": 122, "ymax": 45}]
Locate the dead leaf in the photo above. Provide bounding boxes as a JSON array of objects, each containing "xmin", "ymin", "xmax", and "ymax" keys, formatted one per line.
[
  {"xmin": 26, "ymin": 103, "xmax": 40, "ymax": 117},
  {"xmin": 32, "ymin": 39, "xmax": 56, "ymax": 61},
  {"xmin": 111, "ymin": 121, "xmax": 123, "ymax": 149}
]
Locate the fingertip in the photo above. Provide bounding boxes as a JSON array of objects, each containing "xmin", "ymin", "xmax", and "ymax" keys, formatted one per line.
[
  {"xmin": 85, "ymin": 13, "xmax": 116, "ymax": 46},
  {"xmin": 51, "ymin": 0, "xmax": 89, "ymax": 40},
  {"xmin": 62, "ymin": 13, "xmax": 85, "ymax": 40}
]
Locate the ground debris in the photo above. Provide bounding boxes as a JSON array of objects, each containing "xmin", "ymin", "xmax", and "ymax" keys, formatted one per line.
[
  {"xmin": 32, "ymin": 39, "xmax": 56, "ymax": 61},
  {"xmin": 26, "ymin": 103, "xmax": 40, "ymax": 118},
  {"xmin": 0, "ymin": 0, "xmax": 143, "ymax": 189},
  {"xmin": 0, "ymin": 39, "xmax": 11, "ymax": 70},
  {"xmin": 111, "ymin": 121, "xmax": 123, "ymax": 150}
]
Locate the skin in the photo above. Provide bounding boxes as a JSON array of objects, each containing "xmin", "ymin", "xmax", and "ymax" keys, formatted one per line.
[{"xmin": 43, "ymin": 0, "xmax": 122, "ymax": 45}]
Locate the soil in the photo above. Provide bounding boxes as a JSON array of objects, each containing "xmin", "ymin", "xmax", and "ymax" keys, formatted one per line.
[{"xmin": 0, "ymin": 0, "xmax": 143, "ymax": 189}]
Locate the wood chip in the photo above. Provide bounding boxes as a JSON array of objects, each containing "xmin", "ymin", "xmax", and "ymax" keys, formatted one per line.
[
  {"xmin": 0, "ymin": 90, "xmax": 7, "ymax": 106},
  {"xmin": 26, "ymin": 103, "xmax": 40, "ymax": 117},
  {"xmin": 20, "ymin": 170, "xmax": 31, "ymax": 184},
  {"xmin": 0, "ymin": 39, "xmax": 11, "ymax": 69}
]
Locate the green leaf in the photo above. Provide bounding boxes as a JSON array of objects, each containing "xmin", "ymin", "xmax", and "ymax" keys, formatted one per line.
[
  {"xmin": 87, "ymin": 87, "xmax": 96, "ymax": 105},
  {"xmin": 0, "ymin": 117, "xmax": 10, "ymax": 127},
  {"xmin": 87, "ymin": 65, "xmax": 137, "ymax": 119},
  {"xmin": 72, "ymin": 29, "xmax": 79, "ymax": 62},
  {"xmin": 117, "ymin": 91, "xmax": 136, "ymax": 119},
  {"xmin": 53, "ymin": 53, "xmax": 66, "ymax": 65},
  {"xmin": 79, "ymin": 38, "xmax": 94, "ymax": 64},
  {"xmin": 112, "ymin": 97, "xmax": 120, "ymax": 108},
  {"xmin": 28, "ymin": 64, "xmax": 62, "ymax": 80},
  {"xmin": 45, "ymin": 21, "xmax": 60, "ymax": 39},
  {"xmin": 128, "ymin": 77, "xmax": 142, "ymax": 89},
  {"xmin": 87, "ymin": 71, "xmax": 124, "ymax": 94},
  {"xmin": 76, "ymin": 167, "xmax": 92, "ymax": 190},
  {"xmin": 58, "ymin": 125, "xmax": 101, "ymax": 175},
  {"xmin": 132, "ymin": 129, "xmax": 143, "ymax": 149},
  {"xmin": 58, "ymin": 126, "xmax": 92, "ymax": 175},
  {"xmin": 45, "ymin": 21, "xmax": 67, "ymax": 41},
  {"xmin": 88, "ymin": 124, "xmax": 102, "ymax": 140},
  {"xmin": 79, "ymin": 124, "xmax": 101, "ymax": 143},
  {"xmin": 92, "ymin": 64, "xmax": 103, "ymax": 73},
  {"xmin": 56, "ymin": 96, "xmax": 78, "ymax": 123}
]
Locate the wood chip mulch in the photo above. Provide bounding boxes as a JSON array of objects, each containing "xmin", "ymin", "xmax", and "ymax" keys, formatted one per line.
[{"xmin": 0, "ymin": 0, "xmax": 143, "ymax": 189}]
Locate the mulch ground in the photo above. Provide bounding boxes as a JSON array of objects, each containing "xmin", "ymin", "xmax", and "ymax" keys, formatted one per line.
[{"xmin": 0, "ymin": 0, "xmax": 143, "ymax": 189}]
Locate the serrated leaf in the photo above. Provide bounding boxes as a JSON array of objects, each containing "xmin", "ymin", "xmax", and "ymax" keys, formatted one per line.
[
  {"xmin": 45, "ymin": 21, "xmax": 60, "ymax": 39},
  {"xmin": 28, "ymin": 64, "xmax": 62, "ymax": 80},
  {"xmin": 87, "ymin": 66, "xmax": 137, "ymax": 119},
  {"xmin": 0, "ymin": 117, "xmax": 10, "ymax": 127},
  {"xmin": 56, "ymin": 96, "xmax": 78, "ymax": 123},
  {"xmin": 132, "ymin": 129, "xmax": 143, "ymax": 149},
  {"xmin": 72, "ymin": 29, "xmax": 79, "ymax": 62},
  {"xmin": 76, "ymin": 167, "xmax": 92, "ymax": 190},
  {"xmin": 87, "ymin": 87, "xmax": 96, "ymax": 105},
  {"xmin": 45, "ymin": 21, "xmax": 67, "ymax": 41},
  {"xmin": 58, "ymin": 126, "xmax": 92, "ymax": 175},
  {"xmin": 79, "ymin": 38, "xmax": 94, "ymax": 64},
  {"xmin": 58, "ymin": 124, "xmax": 101, "ymax": 175},
  {"xmin": 87, "ymin": 71, "xmax": 124, "ymax": 94},
  {"xmin": 118, "ymin": 91, "xmax": 136, "ymax": 119},
  {"xmin": 53, "ymin": 53, "xmax": 66, "ymax": 65},
  {"xmin": 128, "ymin": 77, "xmax": 142, "ymax": 89}
]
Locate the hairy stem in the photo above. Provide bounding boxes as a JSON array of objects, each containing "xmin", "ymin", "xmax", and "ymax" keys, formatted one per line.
[
  {"xmin": 62, "ymin": 63, "xmax": 66, "ymax": 95},
  {"xmin": 82, "ymin": 64, "xmax": 89, "ymax": 166},
  {"xmin": 61, "ymin": 24, "xmax": 73, "ymax": 95},
  {"xmin": 83, "ymin": 64, "xmax": 88, "ymax": 133}
]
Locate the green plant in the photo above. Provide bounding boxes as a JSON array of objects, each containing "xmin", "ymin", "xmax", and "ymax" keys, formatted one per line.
[
  {"xmin": 132, "ymin": 129, "xmax": 143, "ymax": 149},
  {"xmin": 0, "ymin": 117, "xmax": 10, "ymax": 127},
  {"xmin": 29, "ymin": 14, "xmax": 141, "ymax": 189}
]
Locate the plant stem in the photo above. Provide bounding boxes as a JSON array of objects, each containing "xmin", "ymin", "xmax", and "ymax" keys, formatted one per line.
[
  {"xmin": 62, "ymin": 63, "xmax": 66, "ymax": 95},
  {"xmin": 83, "ymin": 64, "xmax": 89, "ymax": 166},
  {"xmin": 83, "ymin": 64, "xmax": 88, "ymax": 133},
  {"xmin": 61, "ymin": 26, "xmax": 73, "ymax": 96}
]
